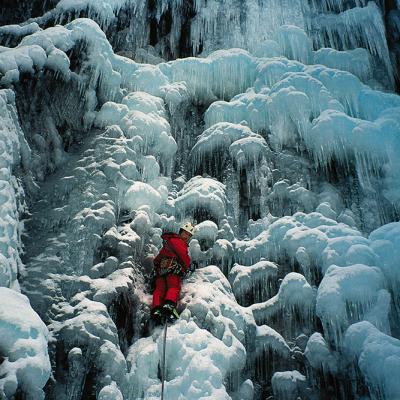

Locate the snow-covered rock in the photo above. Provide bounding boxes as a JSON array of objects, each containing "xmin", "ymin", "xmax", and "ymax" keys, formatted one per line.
[{"xmin": 0, "ymin": 288, "xmax": 51, "ymax": 400}]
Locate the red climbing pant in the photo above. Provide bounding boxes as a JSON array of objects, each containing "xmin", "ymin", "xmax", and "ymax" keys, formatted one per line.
[{"xmin": 152, "ymin": 274, "xmax": 181, "ymax": 309}]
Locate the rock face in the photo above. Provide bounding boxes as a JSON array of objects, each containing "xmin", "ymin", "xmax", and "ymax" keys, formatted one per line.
[{"xmin": 0, "ymin": 1, "xmax": 400, "ymax": 399}]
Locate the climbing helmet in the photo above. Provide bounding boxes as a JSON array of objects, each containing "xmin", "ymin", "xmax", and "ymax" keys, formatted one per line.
[{"xmin": 180, "ymin": 222, "xmax": 195, "ymax": 235}]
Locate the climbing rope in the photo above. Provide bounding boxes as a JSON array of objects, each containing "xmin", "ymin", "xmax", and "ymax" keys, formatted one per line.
[{"xmin": 161, "ymin": 318, "xmax": 168, "ymax": 400}]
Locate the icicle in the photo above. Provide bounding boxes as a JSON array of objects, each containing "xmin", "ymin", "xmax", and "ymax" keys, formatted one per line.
[
  {"xmin": 316, "ymin": 264, "xmax": 388, "ymax": 348},
  {"xmin": 310, "ymin": 2, "xmax": 394, "ymax": 87},
  {"xmin": 229, "ymin": 261, "xmax": 279, "ymax": 306}
]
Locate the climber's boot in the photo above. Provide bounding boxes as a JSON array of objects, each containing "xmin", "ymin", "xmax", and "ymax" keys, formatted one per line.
[
  {"xmin": 162, "ymin": 301, "xmax": 179, "ymax": 321},
  {"xmin": 151, "ymin": 307, "xmax": 163, "ymax": 325}
]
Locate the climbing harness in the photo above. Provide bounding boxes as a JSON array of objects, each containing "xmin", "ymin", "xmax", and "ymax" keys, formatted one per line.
[
  {"xmin": 160, "ymin": 318, "xmax": 168, "ymax": 400},
  {"xmin": 157, "ymin": 257, "xmax": 184, "ymax": 277},
  {"xmin": 159, "ymin": 238, "xmax": 188, "ymax": 277}
]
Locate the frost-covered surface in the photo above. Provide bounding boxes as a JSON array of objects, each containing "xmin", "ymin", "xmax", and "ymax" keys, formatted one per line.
[
  {"xmin": 271, "ymin": 370, "xmax": 308, "ymax": 399},
  {"xmin": 127, "ymin": 266, "xmax": 253, "ymax": 399},
  {"xmin": 0, "ymin": 288, "xmax": 51, "ymax": 399},
  {"xmin": 0, "ymin": 89, "xmax": 25, "ymax": 290},
  {"xmin": 0, "ymin": 89, "xmax": 51, "ymax": 399},
  {"xmin": 5, "ymin": 0, "xmax": 396, "ymax": 86},
  {"xmin": 0, "ymin": 2, "xmax": 400, "ymax": 400},
  {"xmin": 344, "ymin": 321, "xmax": 400, "ymax": 399},
  {"xmin": 305, "ymin": 332, "xmax": 338, "ymax": 374},
  {"xmin": 229, "ymin": 260, "xmax": 278, "ymax": 306}
]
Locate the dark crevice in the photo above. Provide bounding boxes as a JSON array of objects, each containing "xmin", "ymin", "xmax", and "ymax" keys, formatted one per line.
[
  {"xmin": 192, "ymin": 207, "xmax": 219, "ymax": 225},
  {"xmin": 178, "ymin": 0, "xmax": 199, "ymax": 58},
  {"xmin": 192, "ymin": 147, "xmax": 230, "ymax": 181},
  {"xmin": 81, "ymin": 364, "xmax": 98, "ymax": 400},
  {"xmin": 252, "ymin": 348, "xmax": 298, "ymax": 398},
  {"xmin": 0, "ymin": 0, "xmax": 56, "ymax": 25},
  {"xmin": 385, "ymin": 0, "xmax": 400, "ymax": 91},
  {"xmin": 238, "ymin": 170, "xmax": 261, "ymax": 225},
  {"xmin": 307, "ymin": 369, "xmax": 356, "ymax": 400},
  {"xmin": 109, "ymin": 292, "xmax": 138, "ymax": 355},
  {"xmin": 148, "ymin": 0, "xmax": 158, "ymax": 47}
]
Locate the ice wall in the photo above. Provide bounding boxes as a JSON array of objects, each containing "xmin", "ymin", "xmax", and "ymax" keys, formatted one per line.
[
  {"xmin": 0, "ymin": 89, "xmax": 51, "ymax": 399},
  {"xmin": 1, "ymin": 2, "xmax": 400, "ymax": 400},
  {"xmin": 1, "ymin": 0, "xmax": 398, "ymax": 87}
]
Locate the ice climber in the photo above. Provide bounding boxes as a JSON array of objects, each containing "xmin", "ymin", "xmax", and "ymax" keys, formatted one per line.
[{"xmin": 151, "ymin": 222, "xmax": 194, "ymax": 322}]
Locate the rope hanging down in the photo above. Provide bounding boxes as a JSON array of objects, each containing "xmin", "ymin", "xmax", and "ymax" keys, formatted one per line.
[{"xmin": 161, "ymin": 319, "xmax": 168, "ymax": 400}]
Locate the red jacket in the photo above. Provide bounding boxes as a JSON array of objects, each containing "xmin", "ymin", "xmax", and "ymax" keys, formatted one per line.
[{"xmin": 154, "ymin": 233, "xmax": 191, "ymax": 270}]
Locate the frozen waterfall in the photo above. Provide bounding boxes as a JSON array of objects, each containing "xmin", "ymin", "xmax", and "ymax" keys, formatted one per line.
[{"xmin": 1, "ymin": 1, "xmax": 400, "ymax": 399}]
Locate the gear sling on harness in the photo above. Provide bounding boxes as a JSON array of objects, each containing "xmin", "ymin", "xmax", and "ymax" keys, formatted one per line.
[{"xmin": 156, "ymin": 237, "xmax": 187, "ymax": 277}]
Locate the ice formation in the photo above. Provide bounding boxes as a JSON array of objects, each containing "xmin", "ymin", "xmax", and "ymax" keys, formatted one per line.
[
  {"xmin": 0, "ymin": 288, "xmax": 51, "ymax": 400},
  {"xmin": 22, "ymin": 0, "xmax": 396, "ymax": 88},
  {"xmin": 0, "ymin": 90, "xmax": 25, "ymax": 291},
  {"xmin": 304, "ymin": 332, "xmax": 339, "ymax": 375},
  {"xmin": 271, "ymin": 370, "xmax": 308, "ymax": 399},
  {"xmin": 344, "ymin": 321, "xmax": 400, "ymax": 399},
  {"xmin": 1, "ymin": 0, "xmax": 400, "ymax": 399},
  {"xmin": 127, "ymin": 266, "xmax": 252, "ymax": 399},
  {"xmin": 317, "ymin": 264, "xmax": 389, "ymax": 345},
  {"xmin": 229, "ymin": 260, "xmax": 278, "ymax": 306},
  {"xmin": 173, "ymin": 176, "xmax": 227, "ymax": 221}
]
